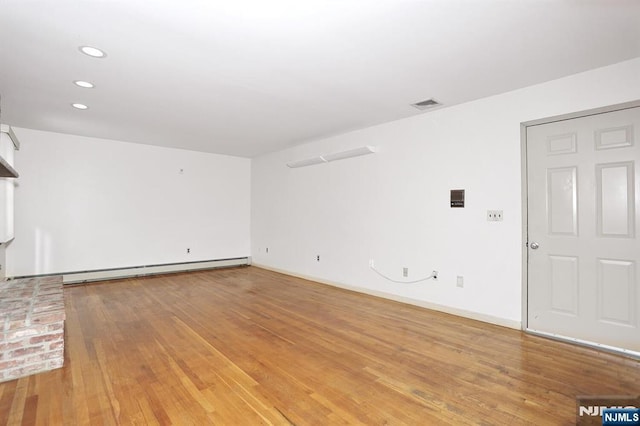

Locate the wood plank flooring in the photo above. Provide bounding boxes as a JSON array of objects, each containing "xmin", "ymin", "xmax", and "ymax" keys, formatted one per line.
[{"xmin": 0, "ymin": 266, "xmax": 638, "ymax": 425}]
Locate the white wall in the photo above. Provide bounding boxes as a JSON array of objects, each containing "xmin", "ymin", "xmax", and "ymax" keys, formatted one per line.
[
  {"xmin": 251, "ymin": 58, "xmax": 640, "ymax": 327},
  {"xmin": 7, "ymin": 128, "xmax": 250, "ymax": 276}
]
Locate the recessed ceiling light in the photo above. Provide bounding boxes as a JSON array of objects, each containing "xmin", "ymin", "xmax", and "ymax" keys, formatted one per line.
[
  {"xmin": 79, "ymin": 46, "xmax": 106, "ymax": 58},
  {"xmin": 72, "ymin": 103, "xmax": 89, "ymax": 110},
  {"xmin": 74, "ymin": 80, "xmax": 94, "ymax": 88}
]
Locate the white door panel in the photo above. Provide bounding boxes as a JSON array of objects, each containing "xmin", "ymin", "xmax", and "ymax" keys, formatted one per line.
[{"xmin": 527, "ymin": 106, "xmax": 640, "ymax": 353}]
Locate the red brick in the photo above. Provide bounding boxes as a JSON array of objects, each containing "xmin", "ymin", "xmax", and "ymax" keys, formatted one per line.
[
  {"xmin": 36, "ymin": 293, "xmax": 59, "ymax": 300},
  {"xmin": 4, "ymin": 326, "xmax": 47, "ymax": 341},
  {"xmin": 33, "ymin": 301, "xmax": 64, "ymax": 312},
  {"xmin": 47, "ymin": 322, "xmax": 64, "ymax": 332},
  {"xmin": 0, "ymin": 340, "xmax": 30, "ymax": 352},
  {"xmin": 0, "ymin": 276, "xmax": 65, "ymax": 382},
  {"xmin": 0, "ymin": 338, "xmax": 28, "ymax": 352},
  {"xmin": 0, "ymin": 359, "xmax": 25, "ymax": 370},
  {"xmin": 49, "ymin": 358, "xmax": 64, "ymax": 369},
  {"xmin": 34, "ymin": 294, "xmax": 62, "ymax": 303},
  {"xmin": 10, "ymin": 345, "xmax": 45, "ymax": 358},
  {"xmin": 26, "ymin": 349, "xmax": 63, "ymax": 364},
  {"xmin": 29, "ymin": 332, "xmax": 63, "ymax": 345},
  {"xmin": 4, "ymin": 302, "xmax": 30, "ymax": 311},
  {"xmin": 31, "ymin": 312, "xmax": 65, "ymax": 324},
  {"xmin": 9, "ymin": 362, "xmax": 47, "ymax": 377},
  {"xmin": 49, "ymin": 340, "xmax": 64, "ymax": 351},
  {"xmin": 6, "ymin": 319, "xmax": 27, "ymax": 330},
  {"xmin": 46, "ymin": 349, "xmax": 64, "ymax": 360}
]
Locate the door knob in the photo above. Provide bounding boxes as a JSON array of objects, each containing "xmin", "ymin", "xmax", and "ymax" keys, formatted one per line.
[{"xmin": 530, "ymin": 242, "xmax": 539, "ymax": 250}]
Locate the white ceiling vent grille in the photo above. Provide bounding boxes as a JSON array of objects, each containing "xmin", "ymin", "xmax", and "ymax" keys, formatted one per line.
[
  {"xmin": 286, "ymin": 146, "xmax": 376, "ymax": 168},
  {"xmin": 411, "ymin": 98, "xmax": 441, "ymax": 110}
]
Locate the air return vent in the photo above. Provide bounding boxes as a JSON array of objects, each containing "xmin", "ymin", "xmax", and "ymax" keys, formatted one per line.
[
  {"xmin": 286, "ymin": 156, "xmax": 327, "ymax": 168},
  {"xmin": 411, "ymin": 98, "xmax": 441, "ymax": 110}
]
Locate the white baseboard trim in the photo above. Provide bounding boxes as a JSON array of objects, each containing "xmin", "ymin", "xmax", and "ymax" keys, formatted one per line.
[
  {"xmin": 62, "ymin": 257, "xmax": 249, "ymax": 284},
  {"xmin": 525, "ymin": 328, "xmax": 640, "ymax": 359},
  {"xmin": 252, "ymin": 263, "xmax": 521, "ymax": 330}
]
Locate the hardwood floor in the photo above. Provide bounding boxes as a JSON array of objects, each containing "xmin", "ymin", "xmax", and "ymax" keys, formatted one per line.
[{"xmin": 0, "ymin": 266, "xmax": 638, "ymax": 425}]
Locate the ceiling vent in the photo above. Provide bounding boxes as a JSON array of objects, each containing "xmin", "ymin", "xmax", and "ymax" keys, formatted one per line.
[
  {"xmin": 411, "ymin": 98, "xmax": 441, "ymax": 110},
  {"xmin": 286, "ymin": 146, "xmax": 376, "ymax": 168}
]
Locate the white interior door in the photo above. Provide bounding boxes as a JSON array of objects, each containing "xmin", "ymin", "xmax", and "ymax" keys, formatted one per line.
[{"xmin": 526, "ymin": 105, "xmax": 640, "ymax": 354}]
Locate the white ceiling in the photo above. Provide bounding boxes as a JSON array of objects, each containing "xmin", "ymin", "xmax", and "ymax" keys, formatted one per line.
[{"xmin": 1, "ymin": 1, "xmax": 639, "ymax": 157}]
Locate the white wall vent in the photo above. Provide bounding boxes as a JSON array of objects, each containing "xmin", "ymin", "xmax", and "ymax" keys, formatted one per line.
[
  {"xmin": 287, "ymin": 146, "xmax": 376, "ymax": 168},
  {"xmin": 411, "ymin": 98, "xmax": 441, "ymax": 110}
]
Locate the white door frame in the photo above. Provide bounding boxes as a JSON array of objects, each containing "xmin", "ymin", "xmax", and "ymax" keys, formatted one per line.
[{"xmin": 520, "ymin": 99, "xmax": 640, "ymax": 355}]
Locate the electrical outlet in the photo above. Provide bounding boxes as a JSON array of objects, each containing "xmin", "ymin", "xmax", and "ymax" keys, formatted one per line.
[
  {"xmin": 457, "ymin": 276, "xmax": 464, "ymax": 288},
  {"xmin": 432, "ymin": 270, "xmax": 438, "ymax": 280},
  {"xmin": 187, "ymin": 248, "xmax": 190, "ymax": 254},
  {"xmin": 316, "ymin": 255, "xmax": 320, "ymax": 262},
  {"xmin": 266, "ymin": 247, "xmax": 269, "ymax": 253},
  {"xmin": 369, "ymin": 259, "xmax": 375, "ymax": 268},
  {"xmin": 403, "ymin": 267, "xmax": 408, "ymax": 277},
  {"xmin": 487, "ymin": 210, "xmax": 504, "ymax": 221}
]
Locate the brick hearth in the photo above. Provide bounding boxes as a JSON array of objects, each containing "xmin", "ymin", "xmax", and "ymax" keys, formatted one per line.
[{"xmin": 0, "ymin": 276, "xmax": 65, "ymax": 382}]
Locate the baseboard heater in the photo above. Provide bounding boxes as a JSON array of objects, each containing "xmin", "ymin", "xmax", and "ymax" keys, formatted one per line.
[{"xmin": 57, "ymin": 257, "xmax": 250, "ymax": 284}]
